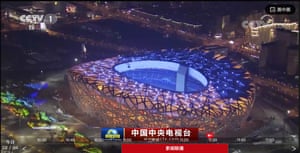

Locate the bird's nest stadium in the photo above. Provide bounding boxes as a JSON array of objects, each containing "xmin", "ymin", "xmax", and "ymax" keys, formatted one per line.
[{"xmin": 66, "ymin": 48, "xmax": 255, "ymax": 132}]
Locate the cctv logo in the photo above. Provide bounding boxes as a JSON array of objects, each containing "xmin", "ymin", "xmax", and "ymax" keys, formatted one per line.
[
  {"xmin": 241, "ymin": 14, "xmax": 274, "ymax": 29},
  {"xmin": 241, "ymin": 20, "xmax": 266, "ymax": 29},
  {"xmin": 19, "ymin": 14, "xmax": 57, "ymax": 24}
]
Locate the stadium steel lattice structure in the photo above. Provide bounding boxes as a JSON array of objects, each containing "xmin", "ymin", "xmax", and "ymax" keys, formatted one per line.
[{"xmin": 66, "ymin": 47, "xmax": 255, "ymax": 133}]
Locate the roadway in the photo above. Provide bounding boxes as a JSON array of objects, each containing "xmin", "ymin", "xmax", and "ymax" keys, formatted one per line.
[{"xmin": 252, "ymin": 75, "xmax": 299, "ymax": 99}]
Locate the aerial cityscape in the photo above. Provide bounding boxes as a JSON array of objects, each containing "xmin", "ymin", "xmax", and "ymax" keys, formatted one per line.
[{"xmin": 1, "ymin": 1, "xmax": 299, "ymax": 153}]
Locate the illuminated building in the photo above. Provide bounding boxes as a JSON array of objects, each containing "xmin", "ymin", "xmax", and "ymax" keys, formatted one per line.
[
  {"xmin": 250, "ymin": 22, "xmax": 298, "ymax": 45},
  {"xmin": 66, "ymin": 49, "xmax": 255, "ymax": 133}
]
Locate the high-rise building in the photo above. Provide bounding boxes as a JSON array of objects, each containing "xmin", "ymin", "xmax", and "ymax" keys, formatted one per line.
[
  {"xmin": 215, "ymin": 15, "xmax": 231, "ymax": 34},
  {"xmin": 259, "ymin": 28, "xmax": 299, "ymax": 74},
  {"xmin": 286, "ymin": 45, "xmax": 299, "ymax": 75},
  {"xmin": 259, "ymin": 43, "xmax": 269, "ymax": 68},
  {"xmin": 275, "ymin": 28, "xmax": 299, "ymax": 45},
  {"xmin": 260, "ymin": 41, "xmax": 287, "ymax": 71},
  {"xmin": 222, "ymin": 15, "xmax": 230, "ymax": 31}
]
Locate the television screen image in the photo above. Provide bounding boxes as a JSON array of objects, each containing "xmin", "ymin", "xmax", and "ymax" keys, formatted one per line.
[{"xmin": 1, "ymin": 1, "xmax": 299, "ymax": 153}]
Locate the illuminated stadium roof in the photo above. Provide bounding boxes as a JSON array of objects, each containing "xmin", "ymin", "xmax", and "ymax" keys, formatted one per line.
[{"xmin": 67, "ymin": 48, "xmax": 255, "ymax": 132}]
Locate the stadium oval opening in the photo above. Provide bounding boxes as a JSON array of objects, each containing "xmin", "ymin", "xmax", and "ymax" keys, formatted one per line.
[{"xmin": 114, "ymin": 60, "xmax": 208, "ymax": 93}]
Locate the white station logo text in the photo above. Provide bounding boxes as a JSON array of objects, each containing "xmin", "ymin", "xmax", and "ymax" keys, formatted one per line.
[{"xmin": 19, "ymin": 14, "xmax": 57, "ymax": 24}]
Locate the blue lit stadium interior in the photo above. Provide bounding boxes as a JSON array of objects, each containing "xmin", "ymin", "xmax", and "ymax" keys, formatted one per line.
[
  {"xmin": 119, "ymin": 69, "xmax": 205, "ymax": 93},
  {"xmin": 114, "ymin": 60, "xmax": 208, "ymax": 93}
]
